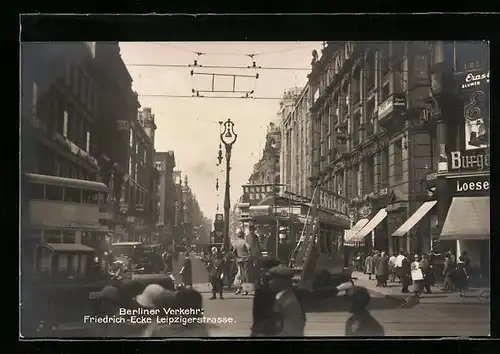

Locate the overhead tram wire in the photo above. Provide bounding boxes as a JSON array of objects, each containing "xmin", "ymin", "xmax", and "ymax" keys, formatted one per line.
[
  {"xmin": 126, "ymin": 63, "xmax": 311, "ymax": 71},
  {"xmin": 138, "ymin": 94, "xmax": 283, "ymax": 100}
]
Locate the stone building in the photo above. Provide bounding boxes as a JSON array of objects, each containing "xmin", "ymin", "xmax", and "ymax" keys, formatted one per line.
[
  {"xmin": 419, "ymin": 41, "xmax": 489, "ymax": 275},
  {"xmin": 154, "ymin": 151, "xmax": 177, "ymax": 248},
  {"xmin": 308, "ymin": 41, "xmax": 444, "ymax": 255}
]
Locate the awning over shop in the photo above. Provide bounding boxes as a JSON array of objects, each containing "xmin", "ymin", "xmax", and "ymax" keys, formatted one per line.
[
  {"xmin": 392, "ymin": 201, "xmax": 437, "ymax": 237},
  {"xmin": 350, "ymin": 209, "xmax": 388, "ymax": 242},
  {"xmin": 344, "ymin": 218, "xmax": 370, "ymax": 242},
  {"xmin": 440, "ymin": 197, "xmax": 490, "ymax": 240}
]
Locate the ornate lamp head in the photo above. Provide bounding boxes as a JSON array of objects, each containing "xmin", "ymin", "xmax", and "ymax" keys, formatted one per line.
[{"xmin": 220, "ymin": 119, "xmax": 237, "ymax": 146}]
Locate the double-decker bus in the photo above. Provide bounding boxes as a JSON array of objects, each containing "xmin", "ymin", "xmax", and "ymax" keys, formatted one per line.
[{"xmin": 21, "ymin": 173, "xmax": 110, "ymax": 272}]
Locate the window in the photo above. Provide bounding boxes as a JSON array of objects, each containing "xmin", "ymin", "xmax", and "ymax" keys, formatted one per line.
[
  {"xmin": 128, "ymin": 157, "xmax": 133, "ymax": 176},
  {"xmin": 63, "ymin": 110, "xmax": 69, "ymax": 137},
  {"xmin": 72, "ymin": 66, "xmax": 79, "ymax": 95},
  {"xmin": 134, "ymin": 162, "xmax": 138, "ymax": 180},
  {"xmin": 351, "ymin": 165, "xmax": 358, "ymax": 198},
  {"xmin": 83, "ymin": 189, "xmax": 99, "ymax": 204},
  {"xmin": 46, "ymin": 185, "xmax": 63, "ymax": 201},
  {"xmin": 79, "ymin": 254, "xmax": 87, "ymax": 275},
  {"xmin": 80, "ymin": 71, "xmax": 87, "ymax": 103},
  {"xmin": 58, "ymin": 254, "xmax": 69, "ymax": 271},
  {"xmin": 27, "ymin": 183, "xmax": 44, "ymax": 199},
  {"xmin": 64, "ymin": 187, "xmax": 81, "ymax": 203},
  {"xmin": 65, "ymin": 63, "xmax": 71, "ymax": 87},
  {"xmin": 365, "ymin": 156, "xmax": 374, "ymax": 194},
  {"xmin": 431, "ymin": 42, "xmax": 444, "ymax": 65},
  {"xmin": 393, "ymin": 140, "xmax": 403, "ymax": 182},
  {"xmin": 98, "ymin": 192, "xmax": 107, "ymax": 205},
  {"xmin": 129, "ymin": 128, "xmax": 134, "ymax": 147},
  {"xmin": 62, "ymin": 231, "xmax": 76, "ymax": 243},
  {"xmin": 143, "ymin": 150, "xmax": 147, "ymax": 164},
  {"xmin": 86, "ymin": 131, "xmax": 91, "ymax": 153},
  {"xmin": 32, "ymin": 82, "xmax": 39, "ymax": 115},
  {"xmin": 44, "ymin": 229, "xmax": 62, "ymax": 243},
  {"xmin": 381, "ymin": 147, "xmax": 389, "ymax": 188},
  {"xmin": 381, "ymin": 84, "xmax": 390, "ymax": 102},
  {"xmin": 414, "ymin": 55, "xmax": 428, "ymax": 80},
  {"xmin": 135, "ymin": 142, "xmax": 139, "ymax": 155}
]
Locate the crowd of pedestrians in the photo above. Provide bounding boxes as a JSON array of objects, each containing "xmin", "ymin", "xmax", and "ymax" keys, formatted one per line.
[{"xmin": 352, "ymin": 249, "xmax": 473, "ymax": 300}]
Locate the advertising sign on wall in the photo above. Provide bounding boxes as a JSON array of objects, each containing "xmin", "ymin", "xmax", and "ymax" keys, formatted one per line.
[
  {"xmin": 458, "ymin": 69, "xmax": 490, "ymax": 151},
  {"xmin": 449, "ymin": 175, "xmax": 490, "ymax": 197}
]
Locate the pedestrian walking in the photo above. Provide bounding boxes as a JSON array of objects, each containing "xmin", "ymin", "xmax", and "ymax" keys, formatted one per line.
[
  {"xmin": 267, "ymin": 266, "xmax": 306, "ymax": 337},
  {"xmin": 442, "ymin": 252, "xmax": 456, "ymax": 292},
  {"xmin": 420, "ymin": 253, "xmax": 433, "ymax": 294},
  {"xmin": 247, "ymin": 224, "xmax": 263, "ymax": 287},
  {"xmin": 398, "ymin": 251, "xmax": 411, "ymax": 294},
  {"xmin": 233, "ymin": 230, "xmax": 250, "ymax": 295},
  {"xmin": 376, "ymin": 252, "xmax": 390, "ymax": 287},
  {"xmin": 345, "ymin": 286, "xmax": 385, "ymax": 337},
  {"xmin": 456, "ymin": 256, "xmax": 470, "ymax": 297},
  {"xmin": 179, "ymin": 249, "xmax": 193, "ymax": 288},
  {"xmin": 388, "ymin": 253, "xmax": 397, "ymax": 283},
  {"xmin": 364, "ymin": 253, "xmax": 374, "ymax": 280},
  {"xmin": 372, "ymin": 251, "xmax": 380, "ymax": 283},
  {"xmin": 162, "ymin": 249, "xmax": 174, "ymax": 274},
  {"xmin": 207, "ymin": 247, "xmax": 225, "ymax": 300},
  {"xmin": 411, "ymin": 254, "xmax": 424, "ymax": 301}
]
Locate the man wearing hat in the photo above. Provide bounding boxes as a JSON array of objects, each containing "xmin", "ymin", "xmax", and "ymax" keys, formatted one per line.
[
  {"xmin": 267, "ymin": 266, "xmax": 306, "ymax": 337},
  {"xmin": 277, "ymin": 234, "xmax": 291, "ymax": 265},
  {"xmin": 233, "ymin": 230, "xmax": 250, "ymax": 295},
  {"xmin": 207, "ymin": 247, "xmax": 225, "ymax": 300},
  {"xmin": 345, "ymin": 286, "xmax": 384, "ymax": 337},
  {"xmin": 246, "ymin": 224, "xmax": 262, "ymax": 286},
  {"xmin": 136, "ymin": 284, "xmax": 166, "ymax": 308},
  {"xmin": 142, "ymin": 289, "xmax": 178, "ymax": 337}
]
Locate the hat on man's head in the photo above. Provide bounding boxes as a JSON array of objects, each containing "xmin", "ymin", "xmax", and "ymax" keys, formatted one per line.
[
  {"xmin": 153, "ymin": 290, "xmax": 177, "ymax": 309},
  {"xmin": 347, "ymin": 286, "xmax": 371, "ymax": 308},
  {"xmin": 136, "ymin": 284, "xmax": 165, "ymax": 308},
  {"xmin": 267, "ymin": 266, "xmax": 295, "ymax": 279},
  {"xmin": 99, "ymin": 286, "xmax": 120, "ymax": 302}
]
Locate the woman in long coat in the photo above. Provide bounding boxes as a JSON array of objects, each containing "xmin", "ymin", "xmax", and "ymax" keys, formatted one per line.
[
  {"xmin": 376, "ymin": 252, "xmax": 390, "ymax": 287},
  {"xmin": 364, "ymin": 254, "xmax": 374, "ymax": 280}
]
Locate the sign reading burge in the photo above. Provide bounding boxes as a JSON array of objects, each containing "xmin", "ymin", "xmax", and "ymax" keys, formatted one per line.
[
  {"xmin": 451, "ymin": 175, "xmax": 490, "ymax": 196},
  {"xmin": 448, "ymin": 148, "xmax": 490, "ymax": 172}
]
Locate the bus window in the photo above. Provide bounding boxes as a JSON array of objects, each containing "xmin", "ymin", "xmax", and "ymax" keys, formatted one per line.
[
  {"xmin": 58, "ymin": 254, "xmax": 69, "ymax": 272},
  {"xmin": 82, "ymin": 190, "xmax": 99, "ymax": 204},
  {"xmin": 64, "ymin": 187, "xmax": 82, "ymax": 203},
  {"xmin": 46, "ymin": 185, "xmax": 63, "ymax": 201},
  {"xmin": 44, "ymin": 230, "xmax": 62, "ymax": 243},
  {"xmin": 62, "ymin": 231, "xmax": 75, "ymax": 243},
  {"xmin": 98, "ymin": 192, "xmax": 107, "ymax": 205},
  {"xmin": 26, "ymin": 183, "xmax": 45, "ymax": 199}
]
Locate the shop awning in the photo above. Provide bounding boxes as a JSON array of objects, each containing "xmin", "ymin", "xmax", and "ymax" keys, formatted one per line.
[
  {"xmin": 440, "ymin": 197, "xmax": 490, "ymax": 240},
  {"xmin": 350, "ymin": 209, "xmax": 388, "ymax": 241},
  {"xmin": 344, "ymin": 218, "xmax": 370, "ymax": 242},
  {"xmin": 392, "ymin": 200, "xmax": 438, "ymax": 237}
]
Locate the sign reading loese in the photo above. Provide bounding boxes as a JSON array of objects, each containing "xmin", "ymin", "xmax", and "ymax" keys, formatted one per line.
[{"xmin": 451, "ymin": 175, "xmax": 490, "ymax": 196}]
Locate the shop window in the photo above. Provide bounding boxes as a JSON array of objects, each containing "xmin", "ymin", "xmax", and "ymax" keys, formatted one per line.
[
  {"xmin": 64, "ymin": 187, "xmax": 82, "ymax": 203},
  {"xmin": 46, "ymin": 185, "xmax": 63, "ymax": 201}
]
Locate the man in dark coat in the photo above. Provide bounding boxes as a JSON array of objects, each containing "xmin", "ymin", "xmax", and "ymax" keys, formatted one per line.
[
  {"xmin": 207, "ymin": 247, "xmax": 225, "ymax": 300},
  {"xmin": 400, "ymin": 252, "xmax": 411, "ymax": 293},
  {"xmin": 372, "ymin": 250, "xmax": 380, "ymax": 283},
  {"xmin": 376, "ymin": 252, "xmax": 390, "ymax": 287},
  {"xmin": 420, "ymin": 253, "xmax": 433, "ymax": 294},
  {"xmin": 345, "ymin": 286, "xmax": 385, "ymax": 337}
]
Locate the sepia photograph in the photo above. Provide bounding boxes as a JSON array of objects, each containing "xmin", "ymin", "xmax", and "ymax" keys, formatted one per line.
[{"xmin": 20, "ymin": 39, "xmax": 490, "ymax": 338}]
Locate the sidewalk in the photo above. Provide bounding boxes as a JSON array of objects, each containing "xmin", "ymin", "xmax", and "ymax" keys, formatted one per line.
[
  {"xmin": 192, "ymin": 283, "xmax": 242, "ymax": 294},
  {"xmin": 352, "ymin": 271, "xmax": 489, "ymax": 305}
]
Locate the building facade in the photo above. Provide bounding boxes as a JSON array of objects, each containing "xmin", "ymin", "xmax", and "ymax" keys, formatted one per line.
[
  {"xmin": 248, "ymin": 120, "xmax": 282, "ymax": 185},
  {"xmin": 154, "ymin": 151, "xmax": 177, "ymax": 248},
  {"xmin": 421, "ymin": 41, "xmax": 489, "ymax": 276},
  {"xmin": 308, "ymin": 41, "xmax": 443, "ymax": 255},
  {"xmin": 22, "ymin": 42, "xmax": 100, "ymax": 181}
]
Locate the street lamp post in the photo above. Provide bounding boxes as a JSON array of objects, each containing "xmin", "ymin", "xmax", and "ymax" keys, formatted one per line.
[{"xmin": 220, "ymin": 119, "xmax": 237, "ymax": 250}]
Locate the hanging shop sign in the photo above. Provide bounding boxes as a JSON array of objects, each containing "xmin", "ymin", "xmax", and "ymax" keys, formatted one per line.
[
  {"xmin": 451, "ymin": 175, "xmax": 489, "ymax": 197},
  {"xmin": 377, "ymin": 93, "xmax": 407, "ymax": 120},
  {"xmin": 448, "ymin": 148, "xmax": 490, "ymax": 172}
]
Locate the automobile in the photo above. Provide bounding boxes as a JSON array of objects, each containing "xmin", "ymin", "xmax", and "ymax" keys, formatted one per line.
[{"xmin": 21, "ymin": 243, "xmax": 119, "ymax": 337}]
